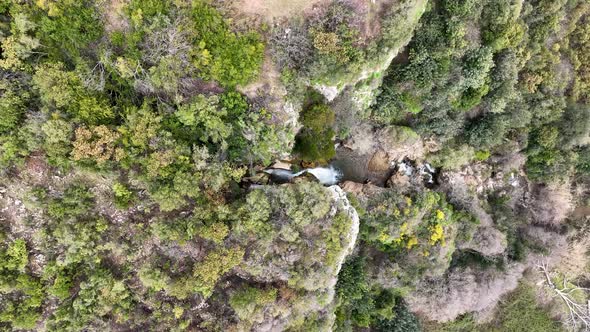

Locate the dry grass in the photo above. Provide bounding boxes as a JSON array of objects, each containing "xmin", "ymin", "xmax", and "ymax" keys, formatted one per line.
[
  {"xmin": 97, "ymin": 0, "xmax": 130, "ymax": 33},
  {"xmin": 233, "ymin": 0, "xmax": 329, "ymax": 20}
]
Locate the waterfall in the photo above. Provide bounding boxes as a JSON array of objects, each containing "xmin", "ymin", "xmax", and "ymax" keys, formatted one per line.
[
  {"xmin": 264, "ymin": 166, "xmax": 342, "ymax": 185},
  {"xmin": 305, "ymin": 167, "xmax": 342, "ymax": 185}
]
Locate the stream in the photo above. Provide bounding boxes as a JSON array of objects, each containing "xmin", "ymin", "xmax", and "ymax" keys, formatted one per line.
[
  {"xmin": 264, "ymin": 166, "xmax": 343, "ymax": 186},
  {"xmin": 263, "ymin": 158, "xmax": 436, "ymax": 187}
]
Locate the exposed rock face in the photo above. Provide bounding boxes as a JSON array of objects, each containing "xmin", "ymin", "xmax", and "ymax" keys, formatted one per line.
[
  {"xmin": 340, "ymin": 180, "xmax": 386, "ymax": 199},
  {"xmin": 367, "ymin": 149, "xmax": 390, "ymax": 172},
  {"xmin": 375, "ymin": 126, "xmax": 426, "ymax": 163},
  {"xmin": 342, "ymin": 123, "xmax": 376, "ymax": 153},
  {"xmin": 315, "ymin": 84, "xmax": 340, "ymax": 102},
  {"xmin": 327, "ymin": 185, "xmax": 361, "ymax": 277},
  {"xmin": 439, "ymin": 166, "xmax": 510, "ymax": 256},
  {"xmin": 459, "ymin": 226, "xmax": 507, "ymax": 257},
  {"xmin": 270, "ymin": 160, "xmax": 292, "ymax": 170},
  {"xmin": 407, "ymin": 264, "xmax": 528, "ymax": 322},
  {"xmin": 343, "ymin": 125, "xmax": 426, "ymax": 164},
  {"xmin": 408, "ymin": 224, "xmax": 570, "ymax": 323}
]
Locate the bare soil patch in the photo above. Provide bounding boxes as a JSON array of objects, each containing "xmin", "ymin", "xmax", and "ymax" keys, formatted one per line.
[
  {"xmin": 234, "ymin": 0, "xmax": 329, "ymax": 21},
  {"xmin": 99, "ymin": 0, "xmax": 130, "ymax": 33}
]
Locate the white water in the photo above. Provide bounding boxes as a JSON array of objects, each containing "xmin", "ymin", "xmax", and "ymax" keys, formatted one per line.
[{"xmin": 264, "ymin": 166, "xmax": 342, "ymax": 186}]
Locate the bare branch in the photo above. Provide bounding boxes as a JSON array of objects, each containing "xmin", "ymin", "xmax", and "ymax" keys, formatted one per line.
[{"xmin": 537, "ymin": 260, "xmax": 590, "ymax": 331}]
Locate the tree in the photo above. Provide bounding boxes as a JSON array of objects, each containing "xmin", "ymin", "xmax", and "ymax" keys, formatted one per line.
[
  {"xmin": 0, "ymin": 12, "xmax": 40, "ymax": 70},
  {"xmin": 33, "ymin": 62, "xmax": 114, "ymax": 124},
  {"xmin": 176, "ymin": 94, "xmax": 231, "ymax": 145},
  {"xmin": 0, "ymin": 78, "xmax": 29, "ymax": 133},
  {"xmin": 537, "ymin": 261, "xmax": 590, "ymax": 331},
  {"xmin": 294, "ymin": 103, "xmax": 336, "ymax": 163},
  {"xmin": 36, "ymin": 0, "xmax": 103, "ymax": 62},
  {"xmin": 72, "ymin": 125, "xmax": 121, "ymax": 164},
  {"xmin": 41, "ymin": 117, "xmax": 73, "ymax": 167},
  {"xmin": 191, "ymin": 247, "xmax": 244, "ymax": 297},
  {"xmin": 461, "ymin": 47, "xmax": 494, "ymax": 90},
  {"xmin": 33, "ymin": 62, "xmax": 78, "ymax": 109},
  {"xmin": 466, "ymin": 114, "xmax": 507, "ymax": 148}
]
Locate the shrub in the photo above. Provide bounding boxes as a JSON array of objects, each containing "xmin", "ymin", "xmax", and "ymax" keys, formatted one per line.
[
  {"xmin": 372, "ymin": 90, "xmax": 423, "ymax": 124},
  {"xmin": 313, "ymin": 31, "xmax": 341, "ymax": 55},
  {"xmin": 48, "ymin": 183, "xmax": 94, "ymax": 218},
  {"xmin": 229, "ymin": 286, "xmax": 277, "ymax": 321},
  {"xmin": 176, "ymin": 94, "xmax": 231, "ymax": 145},
  {"xmin": 48, "ymin": 269, "xmax": 132, "ymax": 331},
  {"xmin": 488, "ymin": 283, "xmax": 563, "ymax": 331},
  {"xmin": 196, "ymin": 222, "xmax": 229, "ymax": 244},
  {"xmin": 112, "ymin": 182, "xmax": 134, "ymax": 208},
  {"xmin": 373, "ymin": 298, "xmax": 421, "ymax": 332},
  {"xmin": 191, "ymin": 247, "xmax": 244, "ymax": 298},
  {"xmin": 1, "ymin": 238, "xmax": 28, "ymax": 272},
  {"xmin": 270, "ymin": 23, "xmax": 314, "ymax": 71},
  {"xmin": 0, "ymin": 12, "xmax": 40, "ymax": 70},
  {"xmin": 429, "ymin": 145, "xmax": 475, "ymax": 170},
  {"xmin": 0, "ymin": 274, "xmax": 43, "ymax": 330},
  {"xmin": 33, "ymin": 62, "xmax": 114, "ymax": 124},
  {"xmin": 139, "ymin": 267, "xmax": 169, "ymax": 292},
  {"xmin": 41, "ymin": 117, "xmax": 73, "ymax": 167}
]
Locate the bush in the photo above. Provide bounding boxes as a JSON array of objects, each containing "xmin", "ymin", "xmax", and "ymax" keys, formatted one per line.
[
  {"xmin": 429, "ymin": 144, "xmax": 475, "ymax": 170},
  {"xmin": 139, "ymin": 267, "xmax": 169, "ymax": 292},
  {"xmin": 488, "ymin": 283, "xmax": 563, "ymax": 331},
  {"xmin": 33, "ymin": 62, "xmax": 114, "ymax": 124},
  {"xmin": 373, "ymin": 298, "xmax": 421, "ymax": 332},
  {"xmin": 72, "ymin": 125, "xmax": 121, "ymax": 165},
  {"xmin": 41, "ymin": 117, "xmax": 73, "ymax": 167},
  {"xmin": 47, "ymin": 183, "xmax": 95, "ymax": 220},
  {"xmin": 112, "ymin": 182, "xmax": 134, "ymax": 209},
  {"xmin": 270, "ymin": 23, "xmax": 314, "ymax": 71},
  {"xmin": 190, "ymin": 2, "xmax": 264, "ymax": 87},
  {"xmin": 0, "ymin": 274, "xmax": 43, "ymax": 330},
  {"xmin": 372, "ymin": 90, "xmax": 422, "ymax": 124},
  {"xmin": 229, "ymin": 286, "xmax": 277, "ymax": 321},
  {"xmin": 1, "ymin": 238, "xmax": 28, "ymax": 272},
  {"xmin": 190, "ymin": 247, "xmax": 244, "ymax": 298}
]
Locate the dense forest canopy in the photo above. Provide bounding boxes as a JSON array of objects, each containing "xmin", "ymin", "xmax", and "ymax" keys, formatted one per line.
[{"xmin": 0, "ymin": 0, "xmax": 589, "ymax": 331}]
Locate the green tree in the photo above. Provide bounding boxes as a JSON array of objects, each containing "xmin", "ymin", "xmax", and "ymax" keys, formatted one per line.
[
  {"xmin": 294, "ymin": 103, "xmax": 336, "ymax": 163},
  {"xmin": 0, "ymin": 79, "xmax": 29, "ymax": 133},
  {"xmin": 190, "ymin": 2, "xmax": 264, "ymax": 87}
]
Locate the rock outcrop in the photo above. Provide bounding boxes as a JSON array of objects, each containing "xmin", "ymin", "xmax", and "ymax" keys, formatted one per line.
[{"xmin": 407, "ymin": 263, "xmax": 528, "ymax": 322}]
